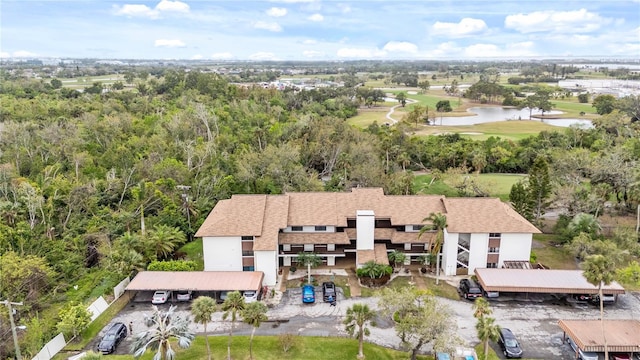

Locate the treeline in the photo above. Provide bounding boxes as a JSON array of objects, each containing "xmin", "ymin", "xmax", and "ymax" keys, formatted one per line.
[{"xmin": 0, "ymin": 70, "xmax": 639, "ymax": 357}]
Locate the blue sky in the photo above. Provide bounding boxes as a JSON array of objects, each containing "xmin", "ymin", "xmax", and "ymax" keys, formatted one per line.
[{"xmin": 1, "ymin": 0, "xmax": 639, "ymax": 60}]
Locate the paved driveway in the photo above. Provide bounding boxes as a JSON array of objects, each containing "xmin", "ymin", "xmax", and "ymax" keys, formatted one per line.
[{"xmin": 101, "ymin": 290, "xmax": 640, "ymax": 359}]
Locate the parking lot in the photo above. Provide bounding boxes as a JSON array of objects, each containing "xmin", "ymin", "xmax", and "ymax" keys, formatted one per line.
[{"xmin": 95, "ymin": 287, "xmax": 640, "ymax": 359}]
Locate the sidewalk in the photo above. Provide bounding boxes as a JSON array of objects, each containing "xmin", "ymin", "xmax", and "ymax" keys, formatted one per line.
[{"xmin": 346, "ymin": 268, "xmax": 362, "ymax": 297}]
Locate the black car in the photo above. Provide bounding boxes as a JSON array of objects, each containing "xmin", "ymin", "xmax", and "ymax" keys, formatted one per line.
[
  {"xmin": 458, "ymin": 278, "xmax": 482, "ymax": 300},
  {"xmin": 322, "ymin": 281, "xmax": 336, "ymax": 302},
  {"xmin": 498, "ymin": 328, "xmax": 523, "ymax": 358},
  {"xmin": 97, "ymin": 322, "xmax": 128, "ymax": 354}
]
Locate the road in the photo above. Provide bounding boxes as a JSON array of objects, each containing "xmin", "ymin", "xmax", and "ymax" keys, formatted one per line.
[{"xmin": 98, "ymin": 288, "xmax": 640, "ymax": 359}]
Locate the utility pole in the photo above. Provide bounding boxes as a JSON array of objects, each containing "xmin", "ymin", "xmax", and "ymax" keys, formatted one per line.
[
  {"xmin": 176, "ymin": 185, "xmax": 192, "ymax": 236},
  {"xmin": 1, "ymin": 300, "xmax": 23, "ymax": 360}
]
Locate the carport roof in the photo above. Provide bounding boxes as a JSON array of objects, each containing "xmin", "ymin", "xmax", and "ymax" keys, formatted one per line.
[
  {"xmin": 474, "ymin": 268, "xmax": 625, "ymax": 294},
  {"xmin": 558, "ymin": 319, "xmax": 640, "ymax": 353},
  {"xmin": 126, "ymin": 271, "xmax": 264, "ymax": 292}
]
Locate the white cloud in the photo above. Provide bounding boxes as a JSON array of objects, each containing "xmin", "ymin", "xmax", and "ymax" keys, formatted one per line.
[
  {"xmin": 254, "ymin": 21, "xmax": 283, "ymax": 32},
  {"xmin": 248, "ymin": 52, "xmax": 278, "ymax": 60},
  {"xmin": 336, "ymin": 47, "xmax": 386, "ymax": 58},
  {"xmin": 267, "ymin": 7, "xmax": 287, "ymax": 17},
  {"xmin": 337, "ymin": 4, "xmax": 351, "ymax": 13},
  {"xmin": 191, "ymin": 54, "xmax": 203, "ymax": 60},
  {"xmin": 303, "ymin": 50, "xmax": 325, "ymax": 58},
  {"xmin": 0, "ymin": 52, "xmax": 9, "ymax": 58},
  {"xmin": 13, "ymin": 50, "xmax": 39, "ymax": 57},
  {"xmin": 463, "ymin": 42, "xmax": 537, "ymax": 58},
  {"xmin": 211, "ymin": 52, "xmax": 234, "ymax": 59},
  {"xmin": 154, "ymin": 39, "xmax": 186, "ymax": 47},
  {"xmin": 113, "ymin": 4, "xmax": 159, "ymax": 18},
  {"xmin": 505, "ymin": 9, "xmax": 610, "ymax": 33},
  {"xmin": 432, "ymin": 18, "xmax": 488, "ymax": 37},
  {"xmin": 308, "ymin": 13, "xmax": 324, "ymax": 22},
  {"xmin": 272, "ymin": 0, "xmax": 316, "ymax": 3},
  {"xmin": 155, "ymin": 0, "xmax": 190, "ymax": 13},
  {"xmin": 426, "ymin": 42, "xmax": 463, "ymax": 57},
  {"xmin": 382, "ymin": 41, "xmax": 418, "ymax": 53},
  {"xmin": 302, "ymin": 39, "xmax": 317, "ymax": 45}
]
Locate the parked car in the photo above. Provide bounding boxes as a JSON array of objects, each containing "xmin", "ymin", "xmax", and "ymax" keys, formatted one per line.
[
  {"xmin": 151, "ymin": 290, "xmax": 172, "ymax": 304},
  {"xmin": 610, "ymin": 354, "xmax": 631, "ymax": 360},
  {"xmin": 591, "ymin": 294, "xmax": 616, "ymax": 305},
  {"xmin": 436, "ymin": 352, "xmax": 451, "ymax": 360},
  {"xmin": 218, "ymin": 291, "xmax": 229, "ymax": 304},
  {"xmin": 458, "ymin": 279, "xmax": 483, "ymax": 300},
  {"xmin": 572, "ymin": 294, "xmax": 594, "ymax": 302},
  {"xmin": 567, "ymin": 336, "xmax": 598, "ymax": 360},
  {"xmin": 302, "ymin": 284, "xmax": 315, "ymax": 303},
  {"xmin": 176, "ymin": 290, "xmax": 192, "ymax": 301},
  {"xmin": 97, "ymin": 322, "xmax": 127, "ymax": 354},
  {"xmin": 322, "ymin": 281, "xmax": 336, "ymax": 302},
  {"xmin": 478, "ymin": 283, "xmax": 499, "ymax": 298},
  {"xmin": 498, "ymin": 328, "xmax": 523, "ymax": 358},
  {"xmin": 243, "ymin": 290, "xmax": 259, "ymax": 303}
]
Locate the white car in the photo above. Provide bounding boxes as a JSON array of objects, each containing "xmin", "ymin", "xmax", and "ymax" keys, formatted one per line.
[
  {"xmin": 152, "ymin": 290, "xmax": 172, "ymax": 304},
  {"xmin": 567, "ymin": 337, "xmax": 598, "ymax": 360},
  {"xmin": 243, "ymin": 290, "xmax": 259, "ymax": 303},
  {"xmin": 176, "ymin": 290, "xmax": 192, "ymax": 301}
]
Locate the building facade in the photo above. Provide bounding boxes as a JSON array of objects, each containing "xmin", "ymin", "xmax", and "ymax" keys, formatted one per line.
[{"xmin": 195, "ymin": 188, "xmax": 540, "ymax": 286}]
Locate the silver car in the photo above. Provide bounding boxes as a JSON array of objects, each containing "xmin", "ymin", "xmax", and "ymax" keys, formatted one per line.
[{"xmin": 567, "ymin": 337, "xmax": 599, "ymax": 360}]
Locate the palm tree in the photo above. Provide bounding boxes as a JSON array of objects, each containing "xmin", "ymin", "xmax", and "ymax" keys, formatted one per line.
[
  {"xmin": 344, "ymin": 303, "xmax": 376, "ymax": 359},
  {"xmin": 146, "ymin": 224, "xmax": 186, "ymax": 260},
  {"xmin": 419, "ymin": 212, "xmax": 447, "ymax": 269},
  {"xmin": 221, "ymin": 291, "xmax": 245, "ymax": 360},
  {"xmin": 241, "ymin": 302, "xmax": 268, "ymax": 360},
  {"xmin": 476, "ymin": 315, "xmax": 500, "ymax": 359},
  {"xmin": 191, "ymin": 296, "xmax": 218, "ymax": 360},
  {"xmin": 296, "ymin": 252, "xmax": 322, "ymax": 284},
  {"xmin": 582, "ymin": 254, "xmax": 616, "ymax": 359},
  {"xmin": 131, "ymin": 305, "xmax": 194, "ymax": 360},
  {"xmin": 387, "ymin": 250, "xmax": 407, "ymax": 271},
  {"xmin": 472, "ymin": 297, "xmax": 492, "ymax": 320}
]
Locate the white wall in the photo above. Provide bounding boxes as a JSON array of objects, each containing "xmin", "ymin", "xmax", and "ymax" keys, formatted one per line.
[
  {"xmin": 498, "ymin": 233, "xmax": 532, "ymax": 265},
  {"xmin": 442, "ymin": 232, "xmax": 458, "ymax": 276},
  {"xmin": 356, "ymin": 210, "xmax": 375, "ymax": 250},
  {"xmin": 255, "ymin": 250, "xmax": 277, "ymax": 286},
  {"xmin": 202, "ymin": 236, "xmax": 242, "ymax": 271},
  {"xmin": 467, "ymin": 234, "xmax": 489, "ymax": 275}
]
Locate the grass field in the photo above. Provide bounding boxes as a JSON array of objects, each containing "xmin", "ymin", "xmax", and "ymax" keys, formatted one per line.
[
  {"xmin": 94, "ymin": 335, "xmax": 433, "ymax": 360},
  {"xmin": 413, "ymin": 173, "xmax": 526, "ymax": 201}
]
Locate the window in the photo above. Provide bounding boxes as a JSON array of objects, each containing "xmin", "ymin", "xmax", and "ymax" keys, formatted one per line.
[
  {"xmin": 327, "ymin": 244, "xmax": 335, "ymax": 251},
  {"xmin": 242, "ymin": 251, "xmax": 254, "ymax": 256},
  {"xmin": 488, "ymin": 247, "xmax": 500, "ymax": 253},
  {"xmin": 487, "ymin": 263, "xmax": 498, "ymax": 268},
  {"xmin": 304, "ymin": 244, "xmax": 314, "ymax": 252},
  {"xmin": 282, "ymin": 244, "xmax": 291, "ymax": 252},
  {"xmin": 243, "ymin": 266, "xmax": 255, "ymax": 271},
  {"xmin": 412, "ymin": 225, "xmax": 422, "ymax": 231},
  {"xmin": 315, "ymin": 226, "xmax": 327, "ymax": 231},
  {"xmin": 291, "ymin": 226, "xmax": 303, "ymax": 231},
  {"xmin": 489, "ymin": 233, "xmax": 501, "ymax": 238},
  {"xmin": 241, "ymin": 236, "xmax": 254, "ymax": 240}
]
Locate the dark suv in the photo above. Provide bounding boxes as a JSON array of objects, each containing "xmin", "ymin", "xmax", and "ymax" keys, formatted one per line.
[
  {"xmin": 458, "ymin": 278, "xmax": 482, "ymax": 300},
  {"xmin": 322, "ymin": 281, "xmax": 336, "ymax": 302},
  {"xmin": 97, "ymin": 322, "xmax": 127, "ymax": 354},
  {"xmin": 498, "ymin": 328, "xmax": 523, "ymax": 358}
]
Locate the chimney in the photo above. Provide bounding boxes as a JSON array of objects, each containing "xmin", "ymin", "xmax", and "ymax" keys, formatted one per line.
[{"xmin": 356, "ymin": 210, "xmax": 375, "ymax": 250}]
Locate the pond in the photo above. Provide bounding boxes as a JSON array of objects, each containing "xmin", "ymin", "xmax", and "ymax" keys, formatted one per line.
[{"xmin": 435, "ymin": 107, "xmax": 592, "ymax": 128}]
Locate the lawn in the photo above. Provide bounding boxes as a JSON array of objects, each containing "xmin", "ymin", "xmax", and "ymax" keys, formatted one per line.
[
  {"xmin": 413, "ymin": 173, "xmax": 526, "ymax": 201},
  {"xmin": 531, "ymin": 234, "xmax": 578, "ymax": 270},
  {"xmin": 100, "ymin": 335, "xmax": 432, "ymax": 360}
]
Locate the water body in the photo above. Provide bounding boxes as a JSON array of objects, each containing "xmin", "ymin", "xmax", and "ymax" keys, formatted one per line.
[{"xmin": 436, "ymin": 107, "xmax": 592, "ymax": 128}]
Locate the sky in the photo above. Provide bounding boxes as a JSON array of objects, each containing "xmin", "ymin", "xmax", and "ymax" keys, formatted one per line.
[{"xmin": 1, "ymin": 0, "xmax": 639, "ymax": 61}]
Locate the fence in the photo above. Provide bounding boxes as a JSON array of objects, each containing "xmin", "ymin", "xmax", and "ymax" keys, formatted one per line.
[{"xmin": 30, "ymin": 276, "xmax": 130, "ymax": 360}]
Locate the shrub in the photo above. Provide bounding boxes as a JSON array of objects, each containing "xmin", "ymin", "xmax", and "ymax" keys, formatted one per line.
[{"xmin": 278, "ymin": 333, "xmax": 298, "ymax": 353}]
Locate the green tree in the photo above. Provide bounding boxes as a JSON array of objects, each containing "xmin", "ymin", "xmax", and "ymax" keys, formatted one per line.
[
  {"xmin": 146, "ymin": 225, "xmax": 186, "ymax": 261},
  {"xmin": 435, "ymin": 100, "xmax": 452, "ymax": 113},
  {"xmin": 221, "ymin": 291, "xmax": 245, "ymax": 360},
  {"xmin": 419, "ymin": 212, "xmax": 447, "ymax": 264},
  {"xmin": 296, "ymin": 252, "xmax": 323, "ymax": 284},
  {"xmin": 509, "ymin": 181, "xmax": 534, "ymax": 221},
  {"xmin": 241, "ymin": 301, "xmax": 268, "ymax": 360},
  {"xmin": 0, "ymin": 251, "xmax": 56, "ymax": 303},
  {"xmin": 396, "ymin": 92, "xmax": 407, "ymax": 107},
  {"xmin": 582, "ymin": 254, "xmax": 617, "ymax": 360},
  {"xmin": 132, "ymin": 305, "xmax": 194, "ymax": 360},
  {"xmin": 50, "ymin": 78, "xmax": 62, "ymax": 89},
  {"xmin": 528, "ymin": 157, "xmax": 551, "ymax": 222},
  {"xmin": 387, "ymin": 250, "xmax": 407, "ymax": 270},
  {"xmin": 56, "ymin": 302, "xmax": 92, "ymax": 339},
  {"xmin": 577, "ymin": 93, "xmax": 589, "ymax": 103},
  {"xmin": 592, "ymin": 94, "xmax": 617, "ymax": 115},
  {"xmin": 472, "ymin": 297, "xmax": 492, "ymax": 319},
  {"xmin": 418, "ymin": 80, "xmax": 430, "ymax": 93},
  {"xmin": 476, "ymin": 315, "xmax": 501, "ymax": 359},
  {"xmin": 344, "ymin": 303, "xmax": 376, "ymax": 359},
  {"xmin": 191, "ymin": 296, "xmax": 217, "ymax": 360}
]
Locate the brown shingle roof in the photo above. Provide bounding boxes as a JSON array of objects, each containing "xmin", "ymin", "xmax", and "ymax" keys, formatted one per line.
[
  {"xmin": 558, "ymin": 320, "xmax": 640, "ymax": 353},
  {"xmin": 357, "ymin": 243, "xmax": 390, "ymax": 265},
  {"xmin": 125, "ymin": 271, "xmax": 264, "ymax": 291},
  {"xmin": 475, "ymin": 268, "xmax": 625, "ymax": 294},
  {"xmin": 254, "ymin": 195, "xmax": 289, "ymax": 251},
  {"xmin": 195, "ymin": 195, "xmax": 267, "ymax": 237},
  {"xmin": 444, "ymin": 198, "xmax": 541, "ymax": 233}
]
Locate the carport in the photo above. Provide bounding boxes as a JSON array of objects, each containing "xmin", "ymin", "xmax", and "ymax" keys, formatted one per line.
[
  {"xmin": 558, "ymin": 319, "xmax": 640, "ymax": 355},
  {"xmin": 474, "ymin": 268, "xmax": 625, "ymax": 295},
  {"xmin": 125, "ymin": 271, "xmax": 264, "ymax": 301}
]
